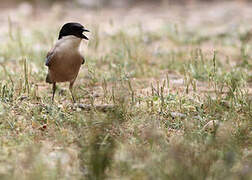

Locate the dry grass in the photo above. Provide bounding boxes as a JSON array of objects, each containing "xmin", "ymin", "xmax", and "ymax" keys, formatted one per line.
[{"xmin": 0, "ymin": 2, "xmax": 251, "ymax": 180}]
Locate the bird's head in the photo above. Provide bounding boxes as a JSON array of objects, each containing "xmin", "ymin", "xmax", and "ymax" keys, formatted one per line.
[{"xmin": 58, "ymin": 22, "xmax": 89, "ymax": 40}]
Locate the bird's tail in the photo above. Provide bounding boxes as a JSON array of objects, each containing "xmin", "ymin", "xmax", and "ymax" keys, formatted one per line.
[{"xmin": 46, "ymin": 73, "xmax": 53, "ymax": 84}]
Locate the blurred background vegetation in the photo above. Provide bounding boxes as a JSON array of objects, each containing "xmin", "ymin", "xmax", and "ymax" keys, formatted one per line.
[{"xmin": 2, "ymin": 0, "xmax": 252, "ymax": 8}]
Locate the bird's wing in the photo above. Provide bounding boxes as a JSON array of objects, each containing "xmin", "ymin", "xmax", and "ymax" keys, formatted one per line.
[{"xmin": 45, "ymin": 50, "xmax": 55, "ymax": 67}]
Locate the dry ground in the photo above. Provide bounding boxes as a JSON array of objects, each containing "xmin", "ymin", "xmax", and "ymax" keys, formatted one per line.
[{"xmin": 0, "ymin": 1, "xmax": 252, "ymax": 179}]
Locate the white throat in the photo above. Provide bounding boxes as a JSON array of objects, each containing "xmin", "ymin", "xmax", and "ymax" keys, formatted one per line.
[{"xmin": 56, "ymin": 35, "xmax": 82, "ymax": 52}]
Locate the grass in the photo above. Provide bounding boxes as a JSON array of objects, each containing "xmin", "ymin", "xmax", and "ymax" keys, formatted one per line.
[{"xmin": 0, "ymin": 3, "xmax": 252, "ymax": 180}]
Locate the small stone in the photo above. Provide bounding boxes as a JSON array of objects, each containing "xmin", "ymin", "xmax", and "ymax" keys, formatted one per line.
[
  {"xmin": 77, "ymin": 104, "xmax": 91, "ymax": 110},
  {"xmin": 170, "ymin": 112, "xmax": 186, "ymax": 119},
  {"xmin": 19, "ymin": 96, "xmax": 28, "ymax": 101}
]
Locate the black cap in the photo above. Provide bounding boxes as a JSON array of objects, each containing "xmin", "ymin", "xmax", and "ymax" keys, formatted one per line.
[{"xmin": 58, "ymin": 22, "xmax": 89, "ymax": 40}]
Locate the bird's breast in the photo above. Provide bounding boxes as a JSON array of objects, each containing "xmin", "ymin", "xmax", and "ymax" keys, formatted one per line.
[
  {"xmin": 47, "ymin": 36, "xmax": 84, "ymax": 83},
  {"xmin": 49, "ymin": 51, "xmax": 83, "ymax": 83}
]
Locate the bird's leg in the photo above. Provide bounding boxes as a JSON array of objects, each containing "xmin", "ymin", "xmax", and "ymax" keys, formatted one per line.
[
  {"xmin": 52, "ymin": 82, "xmax": 56, "ymax": 101},
  {"xmin": 69, "ymin": 81, "xmax": 76, "ymax": 103}
]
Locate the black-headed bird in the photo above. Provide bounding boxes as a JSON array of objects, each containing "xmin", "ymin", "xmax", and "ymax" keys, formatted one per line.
[{"xmin": 45, "ymin": 22, "xmax": 89, "ymax": 102}]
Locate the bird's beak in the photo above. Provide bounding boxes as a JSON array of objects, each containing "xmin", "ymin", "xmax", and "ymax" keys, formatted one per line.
[
  {"xmin": 81, "ymin": 28, "xmax": 90, "ymax": 40},
  {"xmin": 82, "ymin": 28, "xmax": 90, "ymax": 32},
  {"xmin": 81, "ymin": 34, "xmax": 89, "ymax": 40}
]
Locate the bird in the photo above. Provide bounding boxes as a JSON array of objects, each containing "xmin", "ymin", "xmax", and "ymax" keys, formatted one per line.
[{"xmin": 45, "ymin": 22, "xmax": 89, "ymax": 102}]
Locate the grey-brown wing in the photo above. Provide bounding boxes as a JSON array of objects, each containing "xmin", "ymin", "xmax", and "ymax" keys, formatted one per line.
[{"xmin": 45, "ymin": 50, "xmax": 55, "ymax": 67}]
